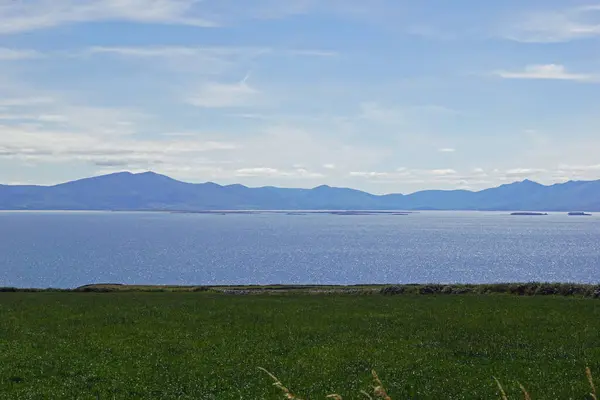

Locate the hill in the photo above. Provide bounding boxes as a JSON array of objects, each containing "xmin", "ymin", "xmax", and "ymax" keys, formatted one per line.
[{"xmin": 0, "ymin": 171, "xmax": 599, "ymax": 211}]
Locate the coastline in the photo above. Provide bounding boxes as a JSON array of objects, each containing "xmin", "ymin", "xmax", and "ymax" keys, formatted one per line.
[{"xmin": 2, "ymin": 282, "xmax": 599, "ymax": 297}]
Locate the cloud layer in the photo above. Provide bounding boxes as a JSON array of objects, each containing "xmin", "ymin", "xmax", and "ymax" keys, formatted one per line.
[{"xmin": 1, "ymin": 0, "xmax": 600, "ymax": 193}]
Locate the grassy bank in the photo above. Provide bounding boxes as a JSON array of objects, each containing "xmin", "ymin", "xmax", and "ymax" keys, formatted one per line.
[
  {"xmin": 1, "ymin": 293, "xmax": 599, "ymax": 399},
  {"xmin": 2, "ymin": 282, "xmax": 600, "ymax": 297}
]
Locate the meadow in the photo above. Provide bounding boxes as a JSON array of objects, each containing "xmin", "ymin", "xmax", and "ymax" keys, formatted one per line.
[{"xmin": 1, "ymin": 292, "xmax": 599, "ymax": 399}]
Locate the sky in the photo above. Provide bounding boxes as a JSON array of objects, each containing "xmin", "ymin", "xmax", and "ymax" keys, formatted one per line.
[{"xmin": 1, "ymin": 0, "xmax": 600, "ymax": 194}]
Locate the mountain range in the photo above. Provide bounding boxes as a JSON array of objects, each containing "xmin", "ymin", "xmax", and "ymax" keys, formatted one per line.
[{"xmin": 0, "ymin": 171, "xmax": 599, "ymax": 211}]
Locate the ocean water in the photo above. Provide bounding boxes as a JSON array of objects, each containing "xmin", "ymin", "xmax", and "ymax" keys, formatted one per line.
[{"xmin": 0, "ymin": 211, "xmax": 599, "ymax": 288}]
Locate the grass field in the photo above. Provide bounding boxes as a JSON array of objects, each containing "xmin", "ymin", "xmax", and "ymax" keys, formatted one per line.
[{"xmin": 1, "ymin": 293, "xmax": 599, "ymax": 399}]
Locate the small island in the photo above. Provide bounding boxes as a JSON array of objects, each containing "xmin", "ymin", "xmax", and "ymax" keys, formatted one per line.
[
  {"xmin": 511, "ymin": 212, "xmax": 548, "ymax": 216},
  {"xmin": 568, "ymin": 212, "xmax": 592, "ymax": 216}
]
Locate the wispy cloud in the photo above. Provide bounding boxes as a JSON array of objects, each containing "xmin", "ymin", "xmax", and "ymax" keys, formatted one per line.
[
  {"xmin": 0, "ymin": 97, "xmax": 55, "ymax": 107},
  {"xmin": 505, "ymin": 4, "xmax": 600, "ymax": 43},
  {"xmin": 359, "ymin": 102, "xmax": 404, "ymax": 125},
  {"xmin": 428, "ymin": 169, "xmax": 457, "ymax": 176},
  {"xmin": 87, "ymin": 46, "xmax": 270, "ymax": 59},
  {"xmin": 187, "ymin": 80, "xmax": 260, "ymax": 108},
  {"xmin": 286, "ymin": 49, "xmax": 338, "ymax": 57},
  {"xmin": 359, "ymin": 102, "xmax": 458, "ymax": 125},
  {"xmin": 557, "ymin": 164, "xmax": 600, "ymax": 173},
  {"xmin": 438, "ymin": 148, "xmax": 456, "ymax": 153},
  {"xmin": 0, "ymin": 121, "xmax": 237, "ymax": 171},
  {"xmin": 504, "ymin": 168, "xmax": 547, "ymax": 178},
  {"xmin": 0, "ymin": 48, "xmax": 43, "ymax": 60},
  {"xmin": 86, "ymin": 45, "xmax": 338, "ymax": 76},
  {"xmin": 494, "ymin": 64, "xmax": 598, "ymax": 82},
  {"xmin": 88, "ymin": 45, "xmax": 337, "ymax": 61},
  {"xmin": 0, "ymin": 0, "xmax": 216, "ymax": 35},
  {"xmin": 235, "ymin": 167, "xmax": 324, "ymax": 178},
  {"xmin": 349, "ymin": 171, "xmax": 393, "ymax": 179},
  {"xmin": 0, "ymin": 90, "xmax": 148, "ymax": 136}
]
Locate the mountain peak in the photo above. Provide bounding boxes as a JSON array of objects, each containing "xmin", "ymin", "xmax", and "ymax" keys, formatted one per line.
[
  {"xmin": 313, "ymin": 184, "xmax": 332, "ymax": 190},
  {"xmin": 130, "ymin": 171, "xmax": 184, "ymax": 183},
  {"xmin": 133, "ymin": 171, "xmax": 171, "ymax": 179},
  {"xmin": 498, "ymin": 179, "xmax": 544, "ymax": 188},
  {"xmin": 521, "ymin": 179, "xmax": 540, "ymax": 185},
  {"xmin": 135, "ymin": 171, "xmax": 158, "ymax": 176}
]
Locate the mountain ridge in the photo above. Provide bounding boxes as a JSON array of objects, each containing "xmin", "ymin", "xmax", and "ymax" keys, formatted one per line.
[{"xmin": 0, "ymin": 171, "xmax": 599, "ymax": 211}]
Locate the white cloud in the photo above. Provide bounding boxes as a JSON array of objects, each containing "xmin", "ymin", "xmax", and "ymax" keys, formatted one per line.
[
  {"xmin": 505, "ymin": 5, "xmax": 600, "ymax": 43},
  {"xmin": 349, "ymin": 171, "xmax": 392, "ymax": 178},
  {"xmin": 38, "ymin": 114, "xmax": 69, "ymax": 122},
  {"xmin": 323, "ymin": 163, "xmax": 336, "ymax": 169},
  {"xmin": 359, "ymin": 102, "xmax": 404, "ymax": 125},
  {"xmin": 0, "ymin": 97, "xmax": 55, "ymax": 107},
  {"xmin": 0, "ymin": 48, "xmax": 43, "ymax": 60},
  {"xmin": 495, "ymin": 64, "xmax": 598, "ymax": 82},
  {"xmin": 86, "ymin": 45, "xmax": 336, "ymax": 76},
  {"xmin": 0, "ymin": 101, "xmax": 146, "ymax": 136},
  {"xmin": 88, "ymin": 46, "xmax": 339, "ymax": 60},
  {"xmin": 86, "ymin": 46, "xmax": 268, "ymax": 76},
  {"xmin": 349, "ymin": 168, "xmax": 461, "ymax": 182},
  {"xmin": 0, "ymin": 0, "xmax": 216, "ymax": 35},
  {"xmin": 88, "ymin": 46, "xmax": 270, "ymax": 59},
  {"xmin": 359, "ymin": 102, "xmax": 457, "ymax": 126},
  {"xmin": 235, "ymin": 167, "xmax": 279, "ymax": 177},
  {"xmin": 235, "ymin": 167, "xmax": 323, "ymax": 178},
  {"xmin": 286, "ymin": 49, "xmax": 338, "ymax": 57},
  {"xmin": 0, "ymin": 124, "xmax": 237, "ymax": 169},
  {"xmin": 504, "ymin": 168, "xmax": 546, "ymax": 178},
  {"xmin": 428, "ymin": 169, "xmax": 457, "ymax": 176},
  {"xmin": 188, "ymin": 80, "xmax": 259, "ymax": 108},
  {"xmin": 558, "ymin": 164, "xmax": 600, "ymax": 172},
  {"xmin": 0, "ymin": 108, "xmax": 385, "ymax": 185},
  {"xmin": 438, "ymin": 148, "xmax": 456, "ymax": 153},
  {"xmin": 294, "ymin": 168, "xmax": 324, "ymax": 178}
]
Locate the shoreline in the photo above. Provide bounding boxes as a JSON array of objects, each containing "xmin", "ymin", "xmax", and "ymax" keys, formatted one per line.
[{"xmin": 2, "ymin": 282, "xmax": 599, "ymax": 297}]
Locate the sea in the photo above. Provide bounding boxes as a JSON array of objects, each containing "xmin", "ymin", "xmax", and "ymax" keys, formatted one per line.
[{"xmin": 1, "ymin": 211, "xmax": 599, "ymax": 288}]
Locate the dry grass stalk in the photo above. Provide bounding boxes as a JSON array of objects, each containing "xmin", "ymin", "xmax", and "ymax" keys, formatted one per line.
[
  {"xmin": 587, "ymin": 367, "xmax": 597, "ymax": 400},
  {"xmin": 360, "ymin": 390, "xmax": 374, "ymax": 399},
  {"xmin": 493, "ymin": 377, "xmax": 509, "ymax": 400},
  {"xmin": 518, "ymin": 383, "xmax": 531, "ymax": 400},
  {"xmin": 259, "ymin": 367, "xmax": 304, "ymax": 400},
  {"xmin": 259, "ymin": 366, "xmax": 597, "ymax": 399},
  {"xmin": 371, "ymin": 370, "xmax": 392, "ymax": 400}
]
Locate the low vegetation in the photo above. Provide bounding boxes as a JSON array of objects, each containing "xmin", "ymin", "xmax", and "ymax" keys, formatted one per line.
[
  {"xmin": 2, "ymin": 282, "xmax": 600, "ymax": 297},
  {"xmin": 261, "ymin": 367, "xmax": 598, "ymax": 399},
  {"xmin": 0, "ymin": 292, "xmax": 599, "ymax": 398}
]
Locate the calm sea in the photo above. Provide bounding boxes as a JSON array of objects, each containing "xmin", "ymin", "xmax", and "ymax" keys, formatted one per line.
[{"xmin": 1, "ymin": 211, "xmax": 599, "ymax": 288}]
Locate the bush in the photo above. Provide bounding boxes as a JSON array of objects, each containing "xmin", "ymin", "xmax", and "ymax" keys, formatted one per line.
[
  {"xmin": 380, "ymin": 286, "xmax": 405, "ymax": 295},
  {"xmin": 418, "ymin": 284, "xmax": 445, "ymax": 295}
]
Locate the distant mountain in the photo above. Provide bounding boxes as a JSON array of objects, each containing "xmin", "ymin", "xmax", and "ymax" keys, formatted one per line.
[{"xmin": 0, "ymin": 171, "xmax": 599, "ymax": 211}]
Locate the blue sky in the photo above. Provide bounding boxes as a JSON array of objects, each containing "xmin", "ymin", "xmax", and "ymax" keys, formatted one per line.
[{"xmin": 1, "ymin": 0, "xmax": 600, "ymax": 194}]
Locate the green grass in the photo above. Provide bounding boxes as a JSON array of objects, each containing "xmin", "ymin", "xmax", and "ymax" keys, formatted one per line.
[{"xmin": 1, "ymin": 293, "xmax": 599, "ymax": 399}]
